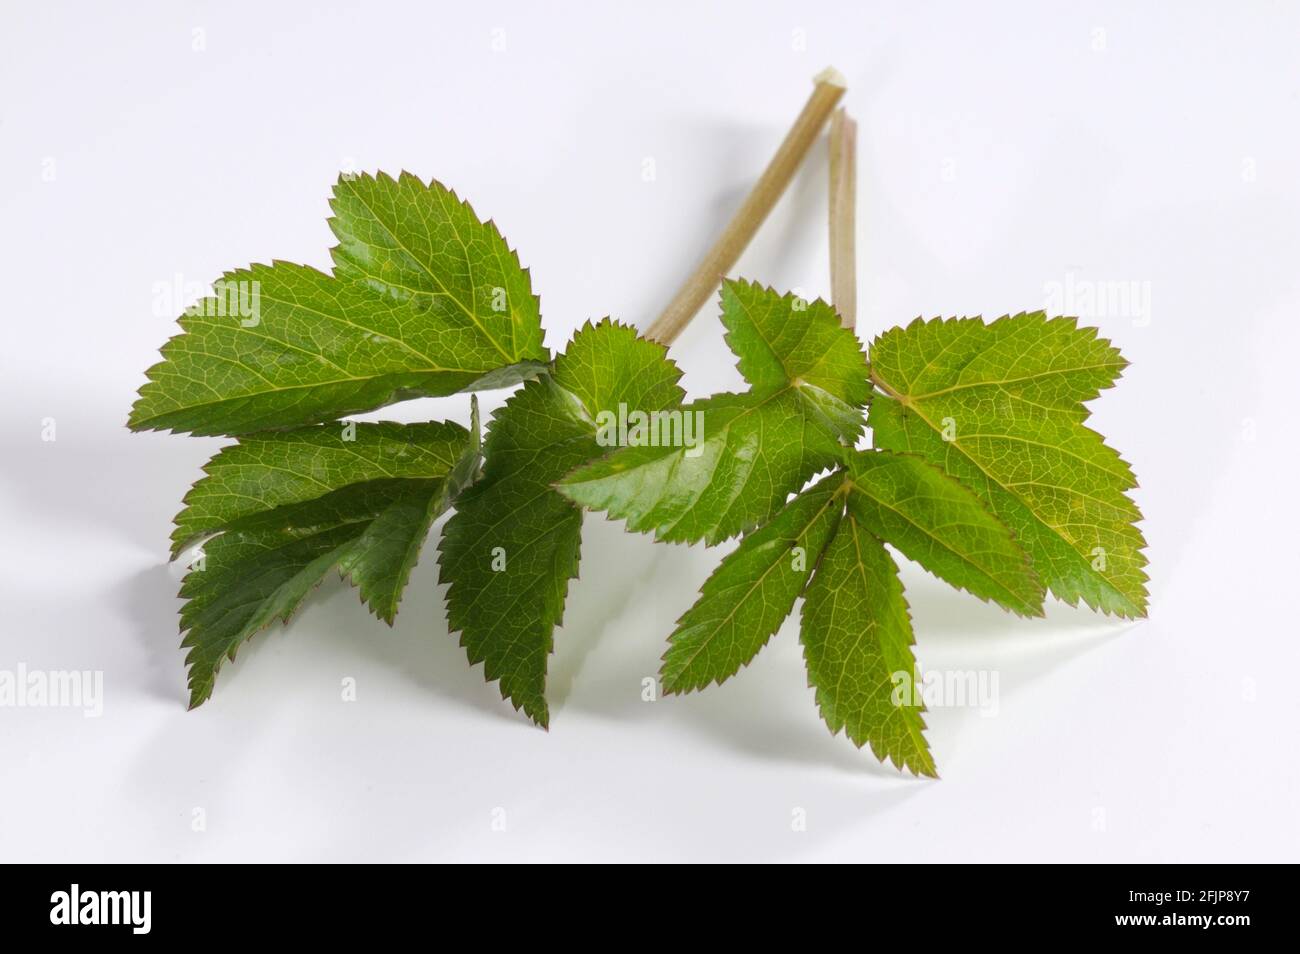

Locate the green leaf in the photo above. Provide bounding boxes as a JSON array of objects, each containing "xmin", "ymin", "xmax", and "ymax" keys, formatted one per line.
[
  {"xmin": 337, "ymin": 401, "xmax": 482, "ymax": 620},
  {"xmin": 129, "ymin": 174, "xmax": 550, "ymax": 436},
  {"xmin": 439, "ymin": 320, "xmax": 683, "ymax": 725},
  {"xmin": 172, "ymin": 419, "xmax": 473, "ymax": 557},
  {"xmin": 332, "ymin": 480, "xmax": 457, "ymax": 623},
  {"xmin": 844, "ymin": 450, "xmax": 1044, "ymax": 616},
  {"xmin": 178, "ymin": 411, "xmax": 481, "ymax": 706},
  {"xmin": 330, "ymin": 172, "xmax": 546, "ymax": 368},
  {"xmin": 868, "ymin": 314, "xmax": 1147, "ymax": 616},
  {"xmin": 661, "ymin": 477, "xmax": 843, "ymax": 694},
  {"xmin": 800, "ymin": 512, "xmax": 936, "ymax": 777},
  {"xmin": 720, "ymin": 279, "xmax": 870, "ymax": 439},
  {"xmin": 556, "ymin": 281, "xmax": 869, "ymax": 543},
  {"xmin": 182, "ymin": 476, "xmax": 455, "ymax": 707},
  {"xmin": 556, "ymin": 386, "xmax": 842, "ymax": 545}
]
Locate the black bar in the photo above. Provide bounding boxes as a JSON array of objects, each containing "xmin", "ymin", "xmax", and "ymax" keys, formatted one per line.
[{"xmin": 1, "ymin": 865, "xmax": 1281, "ymax": 939}]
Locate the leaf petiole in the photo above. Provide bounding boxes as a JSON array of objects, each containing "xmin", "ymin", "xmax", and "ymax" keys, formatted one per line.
[{"xmin": 645, "ymin": 67, "xmax": 847, "ymax": 345}]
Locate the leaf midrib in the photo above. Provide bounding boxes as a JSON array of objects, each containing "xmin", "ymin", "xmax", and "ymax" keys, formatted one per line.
[
  {"xmin": 135, "ymin": 366, "xmax": 483, "ymax": 429},
  {"xmin": 890, "ymin": 361, "xmax": 1126, "ymax": 403}
]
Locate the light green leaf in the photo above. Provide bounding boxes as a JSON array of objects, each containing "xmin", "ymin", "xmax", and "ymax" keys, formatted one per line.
[
  {"xmin": 844, "ymin": 450, "xmax": 1044, "ymax": 616},
  {"xmin": 869, "ymin": 313, "xmax": 1147, "ymax": 616},
  {"xmin": 439, "ymin": 320, "xmax": 683, "ymax": 726},
  {"xmin": 661, "ymin": 477, "xmax": 843, "ymax": 694},
  {"xmin": 800, "ymin": 512, "xmax": 936, "ymax": 778},
  {"xmin": 172, "ymin": 419, "xmax": 472, "ymax": 557},
  {"xmin": 556, "ymin": 386, "xmax": 842, "ymax": 545},
  {"xmin": 720, "ymin": 278, "xmax": 870, "ymax": 439}
]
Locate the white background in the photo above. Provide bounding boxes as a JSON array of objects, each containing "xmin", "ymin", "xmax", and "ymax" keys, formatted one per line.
[{"xmin": 1, "ymin": 1, "xmax": 1297, "ymax": 862}]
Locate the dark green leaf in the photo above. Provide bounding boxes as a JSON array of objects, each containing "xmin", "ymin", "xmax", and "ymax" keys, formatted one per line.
[
  {"xmin": 182, "ymin": 477, "xmax": 452, "ymax": 707},
  {"xmin": 173, "ymin": 419, "xmax": 472, "ymax": 556},
  {"xmin": 330, "ymin": 171, "xmax": 546, "ymax": 369},
  {"xmin": 439, "ymin": 320, "xmax": 683, "ymax": 725}
]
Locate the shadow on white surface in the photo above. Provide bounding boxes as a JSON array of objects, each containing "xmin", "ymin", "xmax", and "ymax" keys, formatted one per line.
[
  {"xmin": 117, "ymin": 530, "xmax": 527, "ymax": 727},
  {"xmin": 121, "ymin": 563, "xmax": 189, "ymax": 708}
]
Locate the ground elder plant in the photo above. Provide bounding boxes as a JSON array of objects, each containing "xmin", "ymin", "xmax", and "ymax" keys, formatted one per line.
[
  {"xmin": 129, "ymin": 171, "xmax": 690, "ymax": 719},
  {"xmin": 130, "ymin": 83, "xmax": 1145, "ymax": 776},
  {"xmin": 559, "ymin": 285, "xmax": 1146, "ymax": 776}
]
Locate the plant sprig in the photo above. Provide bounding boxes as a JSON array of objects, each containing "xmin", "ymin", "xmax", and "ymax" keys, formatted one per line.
[{"xmin": 130, "ymin": 72, "xmax": 1144, "ymax": 775}]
